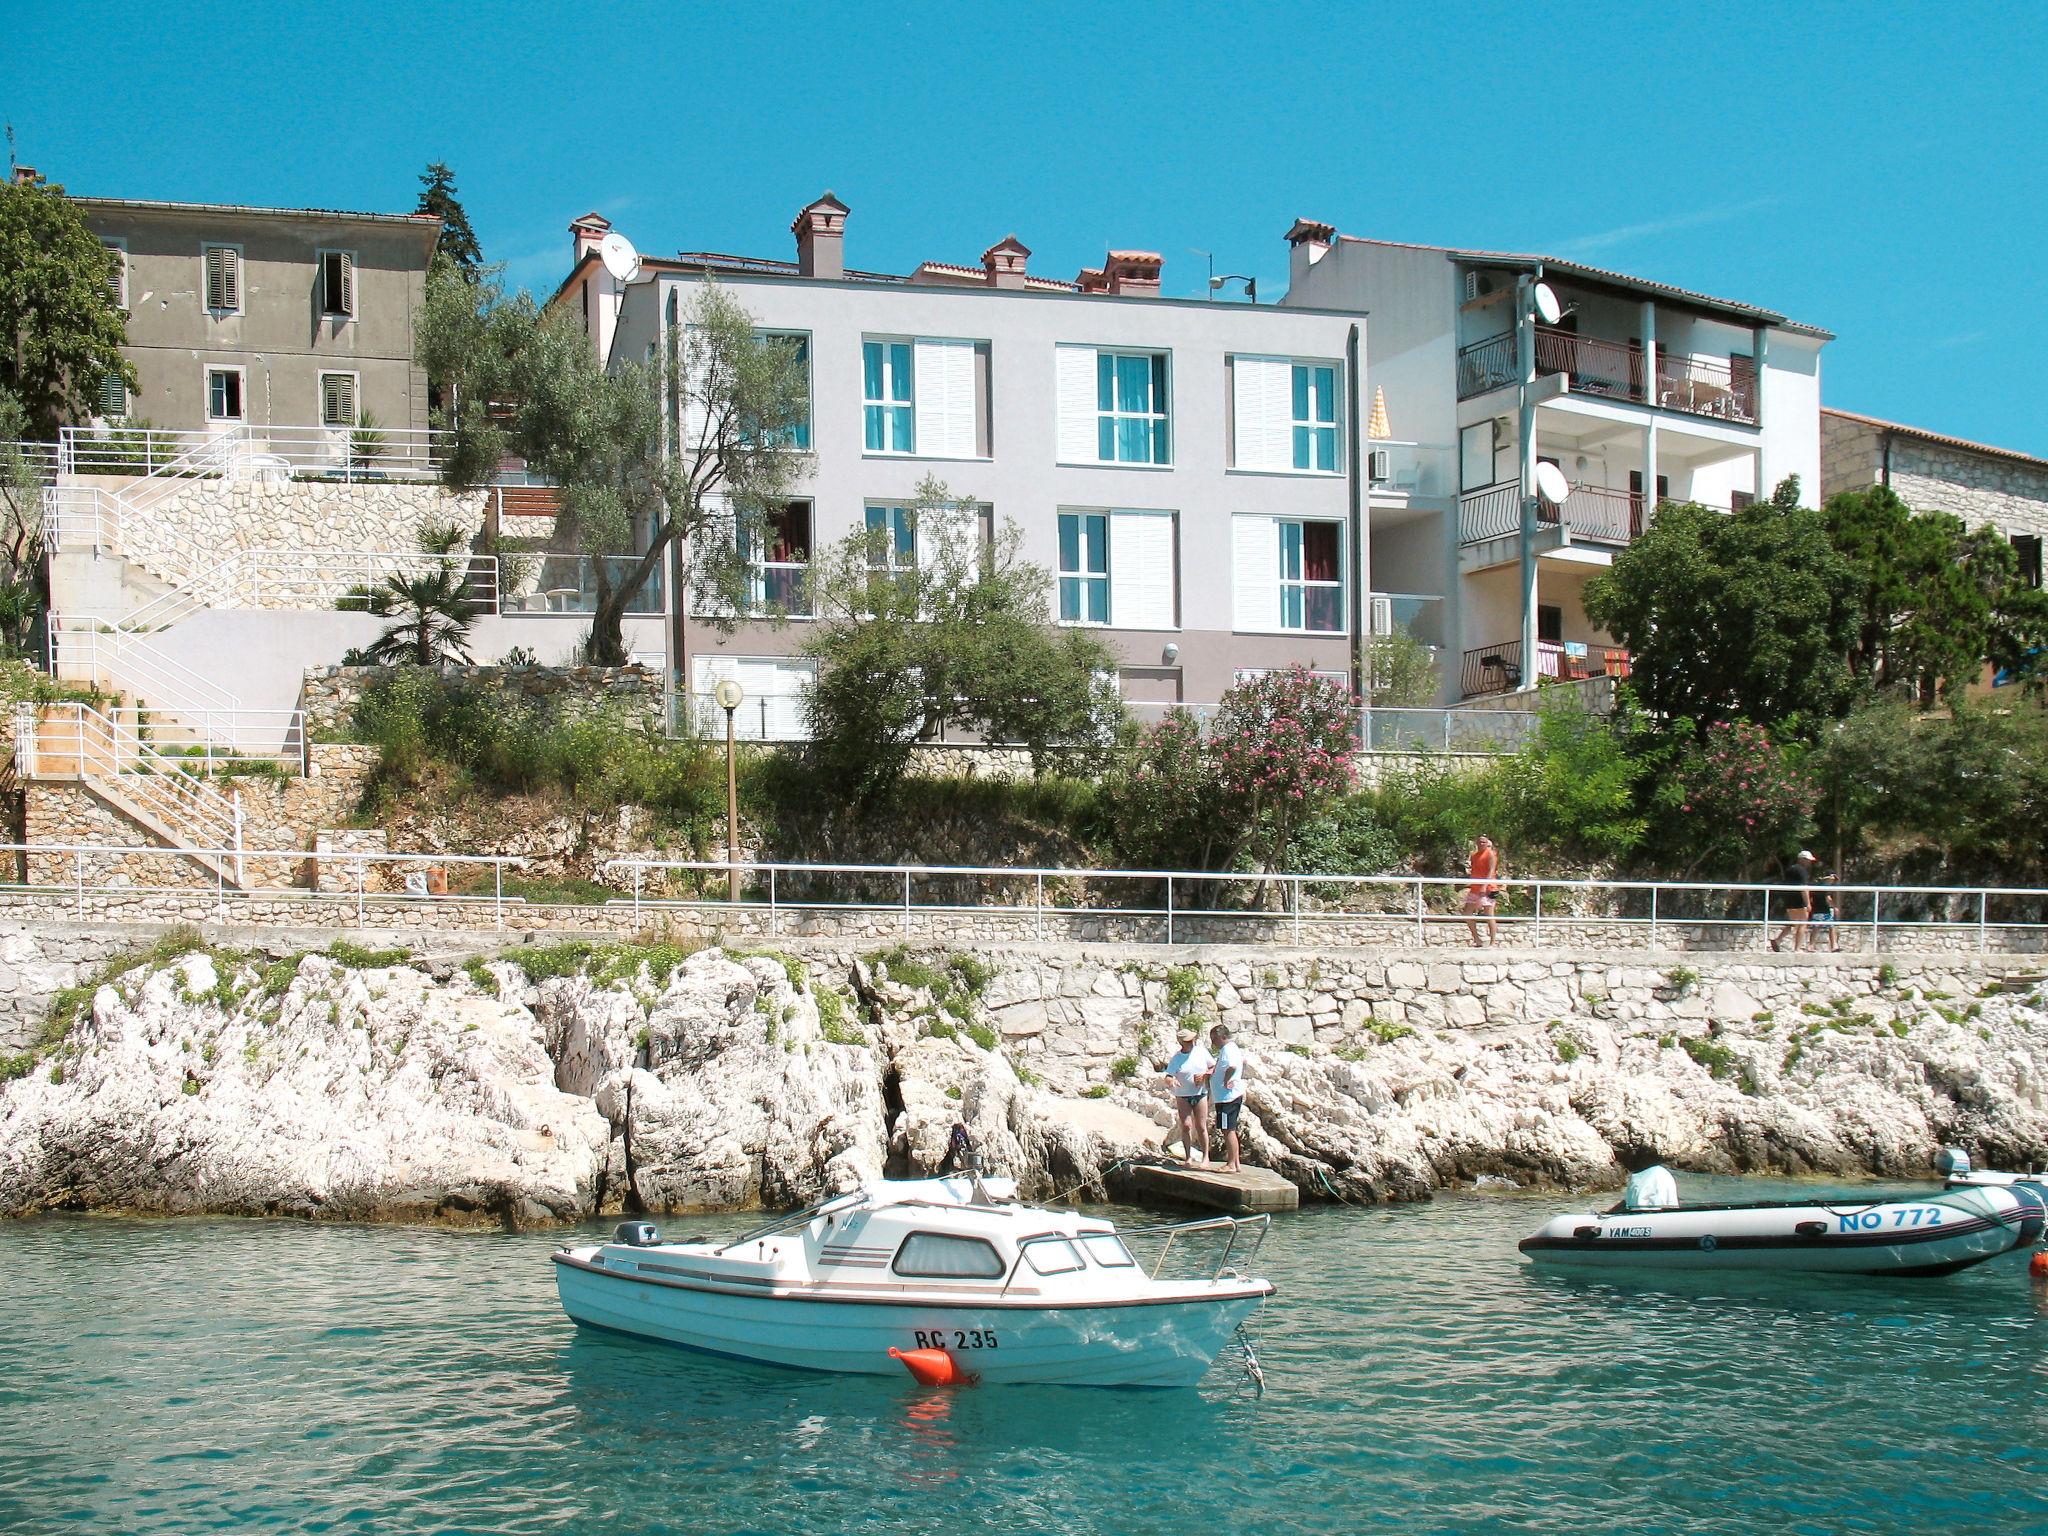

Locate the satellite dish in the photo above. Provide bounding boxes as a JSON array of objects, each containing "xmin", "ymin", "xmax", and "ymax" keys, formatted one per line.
[
  {"xmin": 1534, "ymin": 461, "xmax": 1572, "ymax": 503},
  {"xmin": 713, "ymin": 678, "xmax": 745, "ymax": 711},
  {"xmin": 599, "ymin": 230, "xmax": 642, "ymax": 283},
  {"xmin": 1532, "ymin": 282, "xmax": 1563, "ymax": 326}
]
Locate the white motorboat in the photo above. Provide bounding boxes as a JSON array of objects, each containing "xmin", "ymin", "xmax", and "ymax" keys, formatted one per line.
[
  {"xmin": 1520, "ymin": 1155, "xmax": 2047, "ymax": 1277},
  {"xmin": 553, "ymin": 1172, "xmax": 1274, "ymax": 1387}
]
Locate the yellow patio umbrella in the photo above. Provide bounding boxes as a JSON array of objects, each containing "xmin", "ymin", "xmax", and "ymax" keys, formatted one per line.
[{"xmin": 1366, "ymin": 385, "xmax": 1392, "ymax": 441}]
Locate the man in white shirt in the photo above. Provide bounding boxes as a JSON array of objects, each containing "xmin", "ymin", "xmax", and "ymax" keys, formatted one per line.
[
  {"xmin": 1623, "ymin": 1163, "xmax": 1680, "ymax": 1211},
  {"xmin": 1159, "ymin": 1026, "xmax": 1213, "ymax": 1165},
  {"xmin": 1207, "ymin": 1024, "xmax": 1248, "ymax": 1174}
]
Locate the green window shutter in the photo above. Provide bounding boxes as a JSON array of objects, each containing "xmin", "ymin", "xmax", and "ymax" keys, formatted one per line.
[
  {"xmin": 98, "ymin": 372, "xmax": 128, "ymax": 419},
  {"xmin": 321, "ymin": 374, "xmax": 356, "ymax": 426}
]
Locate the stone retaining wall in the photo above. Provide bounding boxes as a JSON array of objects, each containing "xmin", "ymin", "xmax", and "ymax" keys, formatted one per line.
[
  {"xmin": 97, "ymin": 478, "xmax": 492, "ymax": 587},
  {"xmin": 300, "ymin": 664, "xmax": 664, "ymax": 737}
]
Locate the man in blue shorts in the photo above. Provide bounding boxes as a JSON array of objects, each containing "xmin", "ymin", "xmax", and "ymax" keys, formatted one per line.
[{"xmin": 1207, "ymin": 1024, "xmax": 1247, "ymax": 1174}]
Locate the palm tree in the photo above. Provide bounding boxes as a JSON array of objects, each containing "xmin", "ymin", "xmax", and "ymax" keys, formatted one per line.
[{"xmin": 362, "ymin": 564, "xmax": 479, "ymax": 666}]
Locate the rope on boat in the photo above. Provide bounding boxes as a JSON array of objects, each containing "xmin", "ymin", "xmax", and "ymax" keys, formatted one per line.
[
  {"xmin": 1311, "ymin": 1164, "xmax": 1358, "ymax": 1205},
  {"xmin": 1233, "ymin": 1324, "xmax": 1267, "ymax": 1397},
  {"xmin": 1046, "ymin": 1159, "xmax": 1132, "ymax": 1207}
]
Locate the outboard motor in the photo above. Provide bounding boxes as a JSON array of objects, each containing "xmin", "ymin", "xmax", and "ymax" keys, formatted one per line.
[
  {"xmin": 1935, "ymin": 1147, "xmax": 1973, "ymax": 1179},
  {"xmin": 613, "ymin": 1220, "xmax": 661, "ymax": 1247}
]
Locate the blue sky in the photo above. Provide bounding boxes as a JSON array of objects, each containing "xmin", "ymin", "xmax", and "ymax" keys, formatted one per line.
[{"xmin": 6, "ymin": 1, "xmax": 2044, "ymax": 454}]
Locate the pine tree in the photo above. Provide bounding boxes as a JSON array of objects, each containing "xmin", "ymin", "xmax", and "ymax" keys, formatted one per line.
[{"xmin": 414, "ymin": 162, "xmax": 482, "ymax": 279}]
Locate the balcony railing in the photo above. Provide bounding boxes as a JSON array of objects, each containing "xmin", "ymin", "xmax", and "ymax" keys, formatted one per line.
[
  {"xmin": 1455, "ymin": 332, "xmax": 1517, "ymax": 399},
  {"xmin": 1458, "ymin": 483, "xmax": 1522, "ymax": 543},
  {"xmin": 1459, "ymin": 480, "xmax": 1649, "ymax": 547},
  {"xmin": 1655, "ymin": 352, "xmax": 1757, "ymax": 424},
  {"xmin": 1535, "ymin": 326, "xmax": 1646, "ymax": 402},
  {"xmin": 1460, "ymin": 639, "xmax": 1632, "ymax": 698},
  {"xmin": 59, "ymin": 423, "xmax": 453, "ymax": 480}
]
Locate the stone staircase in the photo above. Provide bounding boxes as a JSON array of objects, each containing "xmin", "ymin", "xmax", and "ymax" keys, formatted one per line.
[{"xmin": 18, "ymin": 704, "xmax": 246, "ymax": 889}]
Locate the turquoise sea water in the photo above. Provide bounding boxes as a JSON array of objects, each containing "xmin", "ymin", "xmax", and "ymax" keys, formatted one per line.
[{"xmin": 2, "ymin": 1178, "xmax": 2045, "ymax": 1535}]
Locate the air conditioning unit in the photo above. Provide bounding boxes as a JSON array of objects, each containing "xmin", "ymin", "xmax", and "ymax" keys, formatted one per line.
[{"xmin": 1369, "ymin": 449, "xmax": 1392, "ymax": 483}]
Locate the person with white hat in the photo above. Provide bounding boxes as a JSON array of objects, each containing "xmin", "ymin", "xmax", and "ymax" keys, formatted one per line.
[
  {"xmin": 1771, "ymin": 849, "xmax": 1818, "ymax": 953},
  {"xmin": 1157, "ymin": 1024, "xmax": 1213, "ymax": 1165}
]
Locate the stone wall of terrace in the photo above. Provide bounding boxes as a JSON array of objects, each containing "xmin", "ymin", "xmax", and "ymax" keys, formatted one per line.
[{"xmin": 300, "ymin": 664, "xmax": 664, "ymax": 738}]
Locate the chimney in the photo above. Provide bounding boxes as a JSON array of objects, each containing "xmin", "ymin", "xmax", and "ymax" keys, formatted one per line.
[
  {"xmin": 1286, "ymin": 217, "xmax": 1335, "ymax": 290},
  {"xmin": 569, "ymin": 211, "xmax": 612, "ymax": 264},
  {"xmin": 1075, "ymin": 267, "xmax": 1109, "ymax": 294},
  {"xmin": 793, "ymin": 191, "xmax": 849, "ymax": 279},
  {"xmin": 1102, "ymin": 250, "xmax": 1163, "ymax": 297},
  {"xmin": 12, "ymin": 165, "xmax": 38, "ymax": 186},
  {"xmin": 982, "ymin": 234, "xmax": 1030, "ymax": 289}
]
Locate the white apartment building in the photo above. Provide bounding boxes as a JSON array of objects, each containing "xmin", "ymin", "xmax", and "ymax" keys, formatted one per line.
[
  {"xmin": 554, "ymin": 197, "xmax": 1369, "ymax": 734},
  {"xmin": 1279, "ymin": 224, "xmax": 1828, "ymax": 700}
]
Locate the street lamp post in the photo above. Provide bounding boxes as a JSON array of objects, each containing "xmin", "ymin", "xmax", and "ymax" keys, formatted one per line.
[{"xmin": 713, "ymin": 678, "xmax": 745, "ymax": 902}]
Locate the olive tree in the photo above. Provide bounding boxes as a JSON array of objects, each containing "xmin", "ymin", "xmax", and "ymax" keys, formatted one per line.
[
  {"xmin": 0, "ymin": 174, "xmax": 134, "ymax": 436},
  {"xmin": 800, "ymin": 477, "xmax": 1123, "ymax": 801},
  {"xmin": 416, "ymin": 263, "xmax": 809, "ymax": 665}
]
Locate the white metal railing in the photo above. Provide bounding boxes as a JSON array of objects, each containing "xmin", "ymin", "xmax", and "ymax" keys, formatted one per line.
[
  {"xmin": 596, "ymin": 858, "xmax": 2048, "ymax": 955},
  {"xmin": 43, "ymin": 625, "xmax": 311, "ymax": 759},
  {"xmin": 0, "ymin": 841, "xmax": 530, "ymax": 929},
  {"xmin": 60, "ymin": 423, "xmax": 454, "ymax": 481},
  {"xmin": 668, "ymin": 692, "xmax": 1544, "ymax": 752},
  {"xmin": 34, "ymin": 700, "xmax": 303, "ymax": 773},
  {"xmin": 19, "ymin": 705, "xmax": 244, "ymax": 872},
  {"xmin": 500, "ymin": 553, "xmax": 662, "ymax": 616}
]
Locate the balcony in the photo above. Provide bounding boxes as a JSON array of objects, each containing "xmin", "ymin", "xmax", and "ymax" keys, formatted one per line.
[
  {"xmin": 1458, "ymin": 481, "xmax": 1643, "ymax": 547},
  {"xmin": 1460, "ymin": 638, "xmax": 1632, "ymax": 698},
  {"xmin": 1455, "ymin": 328, "xmax": 1758, "ymax": 426}
]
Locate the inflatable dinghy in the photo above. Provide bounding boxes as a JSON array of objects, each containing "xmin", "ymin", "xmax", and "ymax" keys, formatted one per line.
[{"xmin": 1520, "ymin": 1151, "xmax": 2046, "ymax": 1277}]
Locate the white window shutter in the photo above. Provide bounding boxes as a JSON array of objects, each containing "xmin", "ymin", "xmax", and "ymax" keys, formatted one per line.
[
  {"xmin": 1055, "ymin": 345, "xmax": 1097, "ymax": 463},
  {"xmin": 1232, "ymin": 355, "xmax": 1292, "ymax": 471},
  {"xmin": 1370, "ymin": 595, "xmax": 1393, "ymax": 636},
  {"xmin": 1232, "ymin": 514, "xmax": 1281, "ymax": 632},
  {"xmin": 913, "ymin": 339, "xmax": 976, "ymax": 458},
  {"xmin": 1109, "ymin": 510, "xmax": 1175, "ymax": 630},
  {"xmin": 917, "ymin": 503, "xmax": 983, "ymax": 587}
]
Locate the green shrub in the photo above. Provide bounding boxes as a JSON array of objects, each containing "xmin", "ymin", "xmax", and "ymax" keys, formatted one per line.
[
  {"xmin": 0, "ymin": 1052, "xmax": 34, "ymax": 1082},
  {"xmin": 1683, "ymin": 1035, "xmax": 1739, "ymax": 1080},
  {"xmin": 326, "ymin": 940, "xmax": 411, "ymax": 969},
  {"xmin": 1369, "ymin": 1020, "xmax": 1414, "ymax": 1044},
  {"xmin": 462, "ymin": 957, "xmax": 498, "ymax": 996},
  {"xmin": 923, "ymin": 1018, "xmax": 958, "ymax": 1041},
  {"xmin": 946, "ymin": 954, "xmax": 995, "ymax": 996},
  {"xmin": 964, "ymin": 1022, "xmax": 998, "ymax": 1050},
  {"xmin": 1165, "ymin": 966, "xmax": 1207, "ymax": 1018},
  {"xmin": 1083, "ymin": 1084, "xmax": 1111, "ymax": 1099},
  {"xmin": 1666, "ymin": 967, "xmax": 1698, "ymax": 996},
  {"xmin": 1876, "ymin": 963, "xmax": 1899, "ymax": 988},
  {"xmin": 817, "ymin": 988, "xmax": 866, "ymax": 1046},
  {"xmin": 1333, "ymin": 1044, "xmax": 1368, "ymax": 1062},
  {"xmin": 1109, "ymin": 1055, "xmax": 1138, "ymax": 1081},
  {"xmin": 1555, "ymin": 1036, "xmax": 1582, "ymax": 1064}
]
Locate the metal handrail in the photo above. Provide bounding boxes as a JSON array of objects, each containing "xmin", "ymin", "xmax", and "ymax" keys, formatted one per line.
[
  {"xmin": 999, "ymin": 1213, "xmax": 1272, "ymax": 1293},
  {"xmin": 598, "ymin": 857, "xmax": 2048, "ymax": 955}
]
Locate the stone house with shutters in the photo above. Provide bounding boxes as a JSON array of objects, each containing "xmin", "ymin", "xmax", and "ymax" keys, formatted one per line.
[
  {"xmin": 70, "ymin": 191, "xmax": 440, "ymax": 440},
  {"xmin": 1820, "ymin": 409, "xmax": 2048, "ymax": 592},
  {"xmin": 558, "ymin": 195, "xmax": 1365, "ymax": 733}
]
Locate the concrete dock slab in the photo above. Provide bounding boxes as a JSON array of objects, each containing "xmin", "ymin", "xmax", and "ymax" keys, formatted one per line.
[{"xmin": 1126, "ymin": 1162, "xmax": 1299, "ymax": 1213}]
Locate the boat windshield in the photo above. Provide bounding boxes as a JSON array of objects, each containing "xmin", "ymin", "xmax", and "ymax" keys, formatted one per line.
[
  {"xmin": 1078, "ymin": 1233, "xmax": 1135, "ymax": 1268},
  {"xmin": 1022, "ymin": 1237, "xmax": 1085, "ymax": 1276}
]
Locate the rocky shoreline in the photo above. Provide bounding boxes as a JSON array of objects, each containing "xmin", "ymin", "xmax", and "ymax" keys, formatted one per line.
[{"xmin": 1, "ymin": 935, "xmax": 2044, "ymax": 1225}]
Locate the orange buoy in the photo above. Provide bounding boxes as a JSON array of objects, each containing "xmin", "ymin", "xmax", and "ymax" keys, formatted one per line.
[
  {"xmin": 2030, "ymin": 1251, "xmax": 2048, "ymax": 1281},
  {"xmin": 888, "ymin": 1346, "xmax": 976, "ymax": 1386}
]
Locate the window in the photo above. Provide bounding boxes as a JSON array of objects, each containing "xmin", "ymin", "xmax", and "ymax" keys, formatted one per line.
[
  {"xmin": 1021, "ymin": 1236, "xmax": 1085, "ymax": 1276},
  {"xmin": 319, "ymin": 250, "xmax": 355, "ymax": 318},
  {"xmin": 101, "ymin": 239, "xmax": 127, "ymax": 310},
  {"xmin": 1537, "ymin": 605, "xmax": 1563, "ymax": 645},
  {"xmin": 319, "ymin": 373, "xmax": 358, "ymax": 427},
  {"xmin": 1056, "ymin": 346, "xmax": 1170, "ymax": 465},
  {"xmin": 1058, "ymin": 508, "xmax": 1177, "ymax": 629},
  {"xmin": 1730, "ymin": 489, "xmax": 1756, "ymax": 511},
  {"xmin": 742, "ymin": 501, "xmax": 813, "ymax": 616},
  {"xmin": 863, "ymin": 338, "xmax": 913, "ymax": 452},
  {"xmin": 861, "ymin": 337, "xmax": 980, "ymax": 457},
  {"xmin": 1097, "ymin": 351, "xmax": 1169, "ymax": 464},
  {"xmin": 1279, "ymin": 521, "xmax": 1343, "ymax": 632},
  {"xmin": 690, "ymin": 655, "xmax": 816, "ymax": 741},
  {"xmin": 1233, "ymin": 515, "xmax": 1344, "ymax": 634},
  {"xmin": 1058, "ymin": 512, "xmax": 1109, "ymax": 624},
  {"xmin": 891, "ymin": 1232, "xmax": 1006, "ymax": 1280},
  {"xmin": 203, "ymin": 244, "xmax": 241, "ymax": 312},
  {"xmin": 1233, "ymin": 357, "xmax": 1341, "ymax": 473},
  {"xmin": 205, "ymin": 367, "xmax": 244, "ymax": 422},
  {"xmin": 2015, "ymin": 534, "xmax": 2043, "ymax": 590},
  {"xmin": 97, "ymin": 371, "xmax": 129, "ymax": 419},
  {"xmin": 1293, "ymin": 364, "xmax": 1339, "ymax": 471},
  {"xmin": 865, "ymin": 503, "xmax": 918, "ymax": 586},
  {"xmin": 756, "ymin": 331, "xmax": 811, "ymax": 449},
  {"xmin": 1078, "ymin": 1233, "xmax": 1135, "ymax": 1268}
]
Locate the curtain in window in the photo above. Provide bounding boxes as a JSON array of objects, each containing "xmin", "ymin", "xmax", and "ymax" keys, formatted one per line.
[{"xmin": 893, "ymin": 1233, "xmax": 1005, "ymax": 1279}]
